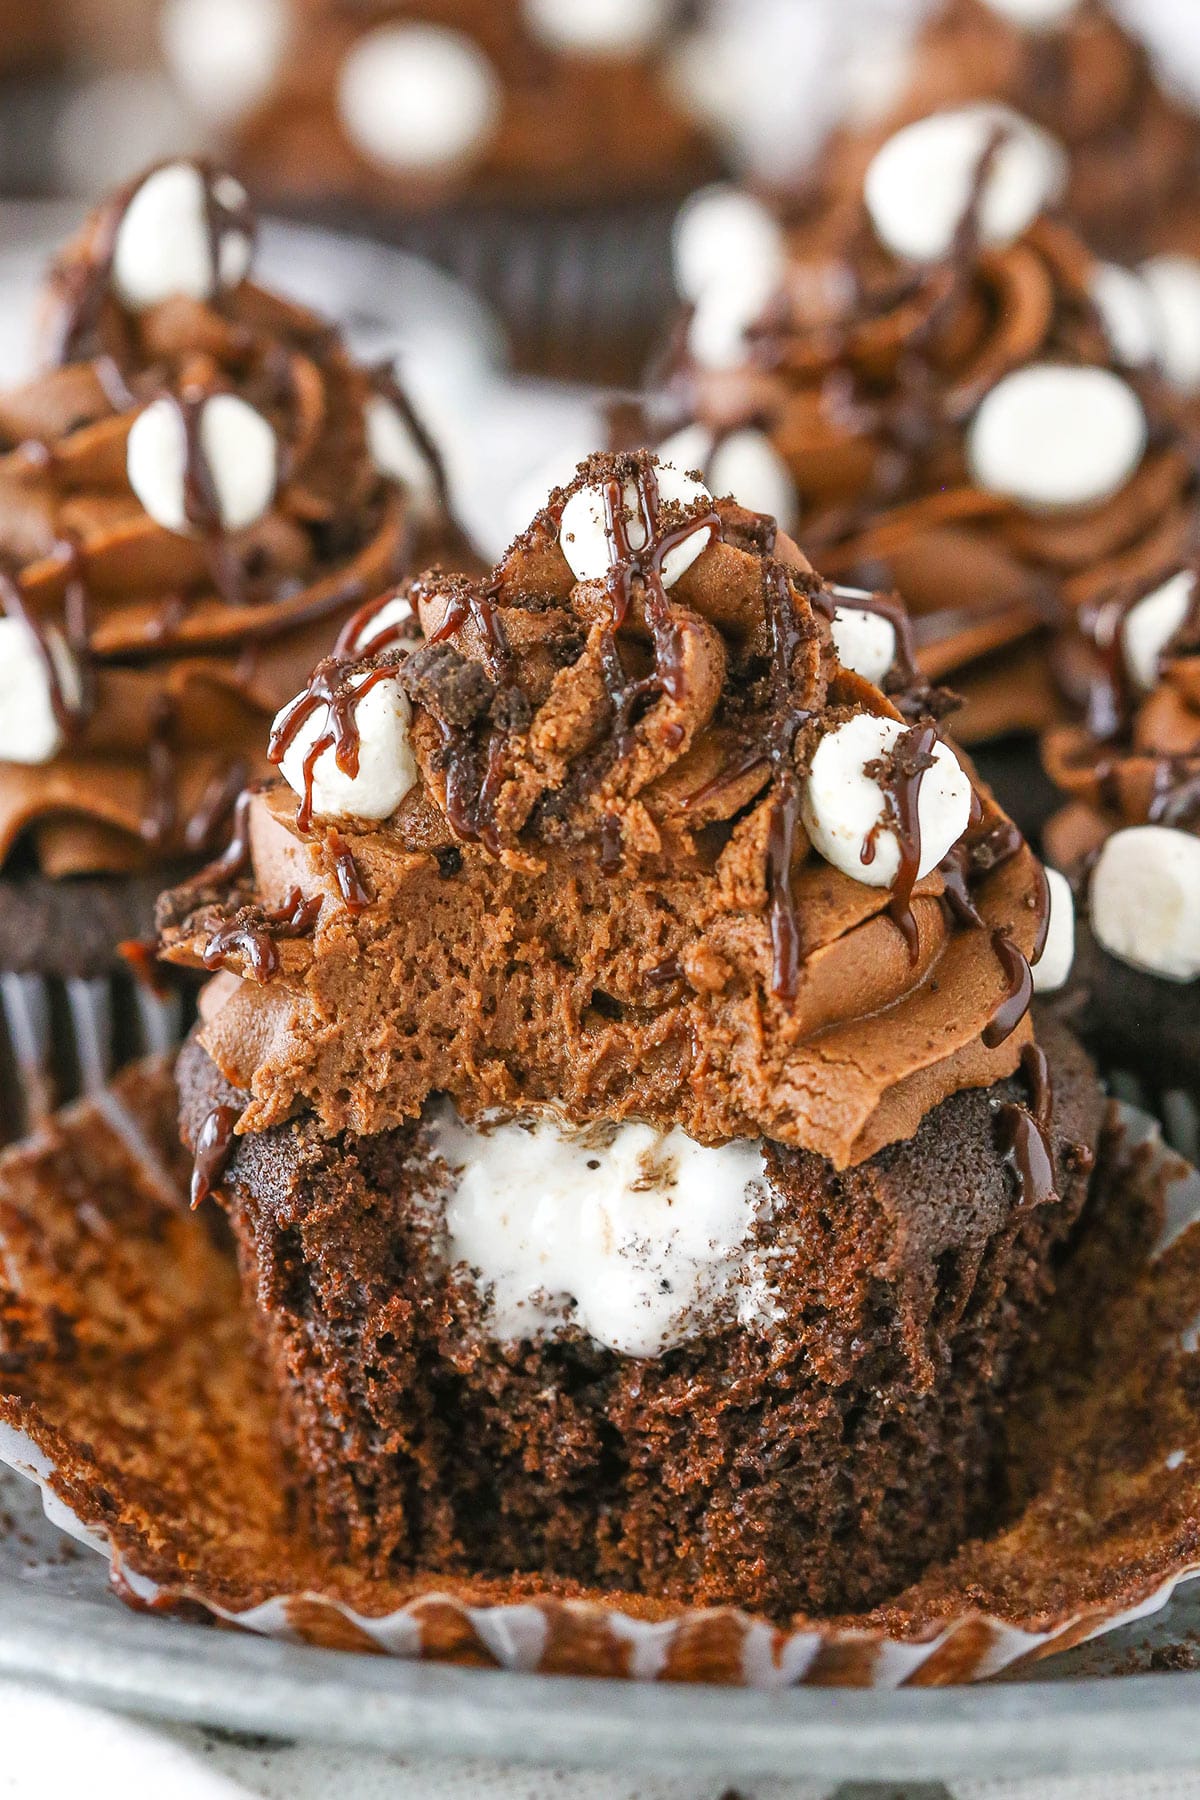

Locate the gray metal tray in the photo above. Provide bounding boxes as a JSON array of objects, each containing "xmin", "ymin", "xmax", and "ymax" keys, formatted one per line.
[{"xmin": 4, "ymin": 1464, "xmax": 1200, "ymax": 1786}]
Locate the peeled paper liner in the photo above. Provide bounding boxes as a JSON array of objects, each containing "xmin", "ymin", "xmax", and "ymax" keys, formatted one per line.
[{"xmin": 3, "ymin": 1061, "xmax": 1200, "ymax": 1689}]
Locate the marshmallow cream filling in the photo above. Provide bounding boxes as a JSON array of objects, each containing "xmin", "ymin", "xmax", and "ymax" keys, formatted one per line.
[{"xmin": 426, "ymin": 1108, "xmax": 779, "ymax": 1359}]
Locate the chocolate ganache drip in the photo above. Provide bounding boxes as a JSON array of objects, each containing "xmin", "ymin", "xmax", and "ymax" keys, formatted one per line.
[{"xmin": 0, "ymin": 160, "xmax": 450, "ymax": 880}]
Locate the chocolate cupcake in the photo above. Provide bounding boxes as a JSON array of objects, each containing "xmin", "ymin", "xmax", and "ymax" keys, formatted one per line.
[
  {"xmin": 0, "ymin": 158, "xmax": 450, "ymax": 1137},
  {"xmin": 157, "ymin": 450, "xmax": 1098, "ymax": 1618},
  {"xmin": 1041, "ymin": 561, "xmax": 1200, "ymax": 1138},
  {"xmin": 658, "ymin": 111, "xmax": 1196, "ymax": 785},
  {"xmin": 157, "ymin": 0, "xmax": 718, "ymax": 382},
  {"xmin": 813, "ymin": 0, "xmax": 1200, "ymax": 261}
]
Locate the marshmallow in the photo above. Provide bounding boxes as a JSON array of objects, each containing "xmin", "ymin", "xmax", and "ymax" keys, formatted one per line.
[
  {"xmin": 111, "ymin": 163, "xmax": 253, "ymax": 312},
  {"xmin": 344, "ymin": 594, "xmax": 416, "ymax": 656},
  {"xmin": 1121, "ymin": 570, "xmax": 1195, "ymax": 694},
  {"xmin": 365, "ymin": 392, "xmax": 442, "ymax": 525},
  {"xmin": 864, "ymin": 104, "xmax": 1067, "ymax": 263},
  {"xmin": 829, "ymin": 594, "xmax": 898, "ymax": 685},
  {"xmin": 1031, "ymin": 866, "xmax": 1075, "ymax": 993},
  {"xmin": 980, "ymin": 0, "xmax": 1080, "ymax": 22},
  {"xmin": 685, "ymin": 279, "xmax": 768, "ymax": 370},
  {"xmin": 431, "ymin": 1108, "xmax": 776, "ymax": 1358},
  {"xmin": 276, "ymin": 675, "xmax": 417, "ymax": 823},
  {"xmin": 559, "ymin": 461, "xmax": 714, "ymax": 587},
  {"xmin": 159, "ymin": 0, "xmax": 287, "ymax": 127},
  {"xmin": 1090, "ymin": 262, "xmax": 1158, "ymax": 369},
  {"xmin": 522, "ymin": 0, "xmax": 670, "ymax": 55},
  {"xmin": 802, "ymin": 713, "xmax": 973, "ymax": 889},
  {"xmin": 1140, "ymin": 255, "xmax": 1200, "ymax": 395},
  {"xmin": 1091, "ymin": 825, "xmax": 1200, "ymax": 983},
  {"xmin": 127, "ymin": 393, "xmax": 278, "ymax": 536},
  {"xmin": 338, "ymin": 24, "xmax": 501, "ymax": 174},
  {"xmin": 672, "ymin": 184, "xmax": 786, "ymax": 305},
  {"xmin": 656, "ymin": 424, "xmax": 797, "ymax": 531},
  {"xmin": 968, "ymin": 364, "xmax": 1147, "ymax": 510},
  {"xmin": 0, "ymin": 619, "xmax": 82, "ymax": 766}
]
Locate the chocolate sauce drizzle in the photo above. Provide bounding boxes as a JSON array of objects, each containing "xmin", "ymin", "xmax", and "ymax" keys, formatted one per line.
[
  {"xmin": 190, "ymin": 1102, "xmax": 240, "ymax": 1211},
  {"xmin": 761, "ymin": 564, "xmax": 817, "ymax": 1000},
  {"xmin": 268, "ymin": 657, "xmax": 402, "ymax": 833},
  {"xmin": 995, "ymin": 1042, "xmax": 1058, "ymax": 1212},
  {"xmin": 200, "ymin": 885, "xmax": 323, "ymax": 981},
  {"xmin": 863, "ymin": 722, "xmax": 940, "ymax": 963},
  {"xmin": 982, "ymin": 931, "xmax": 1035, "ymax": 1050}
]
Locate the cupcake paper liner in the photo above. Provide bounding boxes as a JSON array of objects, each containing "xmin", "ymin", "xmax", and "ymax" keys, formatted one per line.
[{"xmin": 2, "ymin": 1060, "xmax": 1200, "ymax": 1688}]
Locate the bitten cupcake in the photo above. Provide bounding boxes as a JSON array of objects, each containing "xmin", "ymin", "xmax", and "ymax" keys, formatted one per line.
[
  {"xmin": 157, "ymin": 451, "xmax": 1097, "ymax": 1620},
  {"xmin": 0, "ymin": 158, "xmax": 450, "ymax": 1136},
  {"xmin": 662, "ymin": 110, "xmax": 1195, "ymax": 762},
  {"xmin": 1042, "ymin": 560, "xmax": 1200, "ymax": 1135},
  {"xmin": 813, "ymin": 0, "xmax": 1200, "ymax": 260}
]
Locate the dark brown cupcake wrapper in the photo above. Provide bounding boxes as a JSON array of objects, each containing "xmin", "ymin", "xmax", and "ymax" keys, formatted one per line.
[
  {"xmin": 0, "ymin": 970, "xmax": 186, "ymax": 1145},
  {"xmin": 3, "ymin": 1069, "xmax": 1200, "ymax": 1687}
]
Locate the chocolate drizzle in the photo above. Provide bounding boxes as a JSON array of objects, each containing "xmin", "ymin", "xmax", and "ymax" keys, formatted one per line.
[
  {"xmin": 995, "ymin": 1042, "xmax": 1058, "ymax": 1211},
  {"xmin": 865, "ymin": 722, "xmax": 939, "ymax": 963},
  {"xmin": 200, "ymin": 885, "xmax": 322, "ymax": 981},
  {"xmin": 0, "ymin": 569, "xmax": 90, "ymax": 740},
  {"xmin": 190, "ymin": 1102, "xmax": 240, "ymax": 1211},
  {"xmin": 982, "ymin": 931, "xmax": 1035, "ymax": 1050},
  {"xmin": 268, "ymin": 659, "xmax": 403, "ymax": 833},
  {"xmin": 761, "ymin": 563, "xmax": 817, "ymax": 1001}
]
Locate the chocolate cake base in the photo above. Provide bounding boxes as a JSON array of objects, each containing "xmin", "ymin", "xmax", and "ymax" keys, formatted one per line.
[{"xmin": 179, "ymin": 1019, "xmax": 1103, "ymax": 1621}]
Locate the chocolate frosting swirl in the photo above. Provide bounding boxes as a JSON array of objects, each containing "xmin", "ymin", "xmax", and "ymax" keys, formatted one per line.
[
  {"xmin": 159, "ymin": 453, "xmax": 1053, "ymax": 1170},
  {"xmin": 1043, "ymin": 564, "xmax": 1200, "ymax": 870},
  {"xmin": 816, "ymin": 0, "xmax": 1200, "ymax": 258},
  {"xmin": 0, "ymin": 162, "xmax": 439, "ymax": 878},
  {"xmin": 673, "ymin": 212, "xmax": 1196, "ymax": 742}
]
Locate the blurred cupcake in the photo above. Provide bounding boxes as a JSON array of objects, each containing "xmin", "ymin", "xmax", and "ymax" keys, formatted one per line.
[
  {"xmin": 813, "ymin": 0, "xmax": 1200, "ymax": 261},
  {"xmin": 657, "ymin": 112, "xmax": 1197, "ymax": 769},
  {"xmin": 155, "ymin": 0, "xmax": 718, "ymax": 381},
  {"xmin": 0, "ymin": 157, "xmax": 450, "ymax": 1136},
  {"xmin": 1041, "ymin": 561, "xmax": 1200, "ymax": 1136}
]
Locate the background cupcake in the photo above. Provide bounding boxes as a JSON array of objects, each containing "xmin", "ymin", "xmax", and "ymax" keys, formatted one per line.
[{"xmin": 0, "ymin": 157, "xmax": 450, "ymax": 1137}]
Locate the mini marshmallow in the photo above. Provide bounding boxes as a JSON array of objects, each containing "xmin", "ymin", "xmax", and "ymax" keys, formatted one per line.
[
  {"xmin": 0, "ymin": 620, "xmax": 82, "ymax": 766},
  {"xmin": 559, "ymin": 461, "xmax": 714, "ymax": 588},
  {"xmin": 1091, "ymin": 825, "xmax": 1200, "ymax": 983},
  {"xmin": 522, "ymin": 0, "xmax": 670, "ymax": 55},
  {"xmin": 656, "ymin": 424, "xmax": 797, "ymax": 531},
  {"xmin": 159, "ymin": 0, "xmax": 288, "ymax": 127},
  {"xmin": 345, "ymin": 594, "xmax": 416, "ymax": 656},
  {"xmin": 1122, "ymin": 570, "xmax": 1195, "ymax": 694},
  {"xmin": 1090, "ymin": 262, "xmax": 1158, "ymax": 369},
  {"xmin": 685, "ymin": 279, "xmax": 769, "ymax": 370},
  {"xmin": 1032, "ymin": 866, "xmax": 1075, "ymax": 993},
  {"xmin": 277, "ymin": 676, "xmax": 417, "ymax": 823},
  {"xmin": 365, "ymin": 393, "xmax": 441, "ymax": 525},
  {"xmin": 672, "ymin": 184, "xmax": 786, "ymax": 305},
  {"xmin": 863, "ymin": 104, "xmax": 1067, "ymax": 263},
  {"xmin": 829, "ymin": 595, "xmax": 898, "ymax": 685},
  {"xmin": 338, "ymin": 24, "xmax": 501, "ymax": 174},
  {"xmin": 1141, "ymin": 256, "xmax": 1200, "ymax": 395},
  {"xmin": 802, "ymin": 713, "xmax": 973, "ymax": 890},
  {"xmin": 127, "ymin": 393, "xmax": 277, "ymax": 536},
  {"xmin": 980, "ymin": 0, "xmax": 1081, "ymax": 22},
  {"xmin": 111, "ymin": 162, "xmax": 253, "ymax": 312},
  {"xmin": 968, "ymin": 364, "xmax": 1147, "ymax": 510}
]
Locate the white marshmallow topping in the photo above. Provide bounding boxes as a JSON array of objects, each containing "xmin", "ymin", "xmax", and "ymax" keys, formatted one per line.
[
  {"xmin": 522, "ymin": 0, "xmax": 671, "ymax": 55},
  {"xmin": 1089, "ymin": 262, "xmax": 1158, "ymax": 369},
  {"xmin": 1091, "ymin": 826, "xmax": 1200, "ymax": 983},
  {"xmin": 980, "ymin": 0, "xmax": 1081, "ymax": 23},
  {"xmin": 159, "ymin": 0, "xmax": 288, "ymax": 127},
  {"xmin": 1122, "ymin": 570, "xmax": 1195, "ymax": 694},
  {"xmin": 431, "ymin": 1108, "xmax": 777, "ymax": 1358},
  {"xmin": 126, "ymin": 393, "xmax": 278, "ymax": 536},
  {"xmin": 863, "ymin": 104, "xmax": 1067, "ymax": 264},
  {"xmin": 1031, "ymin": 866, "xmax": 1075, "ymax": 993},
  {"xmin": 338, "ymin": 24, "xmax": 501, "ymax": 173},
  {"xmin": 672, "ymin": 184, "xmax": 786, "ymax": 305},
  {"xmin": 559, "ymin": 461, "xmax": 714, "ymax": 588},
  {"xmin": 365, "ymin": 392, "xmax": 442, "ymax": 525},
  {"xmin": 655, "ymin": 423, "xmax": 797, "ymax": 532},
  {"xmin": 276, "ymin": 675, "xmax": 417, "ymax": 823},
  {"xmin": 1140, "ymin": 256, "xmax": 1200, "ymax": 395},
  {"xmin": 829, "ymin": 589, "xmax": 898, "ymax": 685},
  {"xmin": 111, "ymin": 162, "xmax": 253, "ymax": 312},
  {"xmin": 0, "ymin": 619, "xmax": 83, "ymax": 766},
  {"xmin": 968, "ymin": 364, "xmax": 1147, "ymax": 510},
  {"xmin": 802, "ymin": 713, "xmax": 973, "ymax": 890}
]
